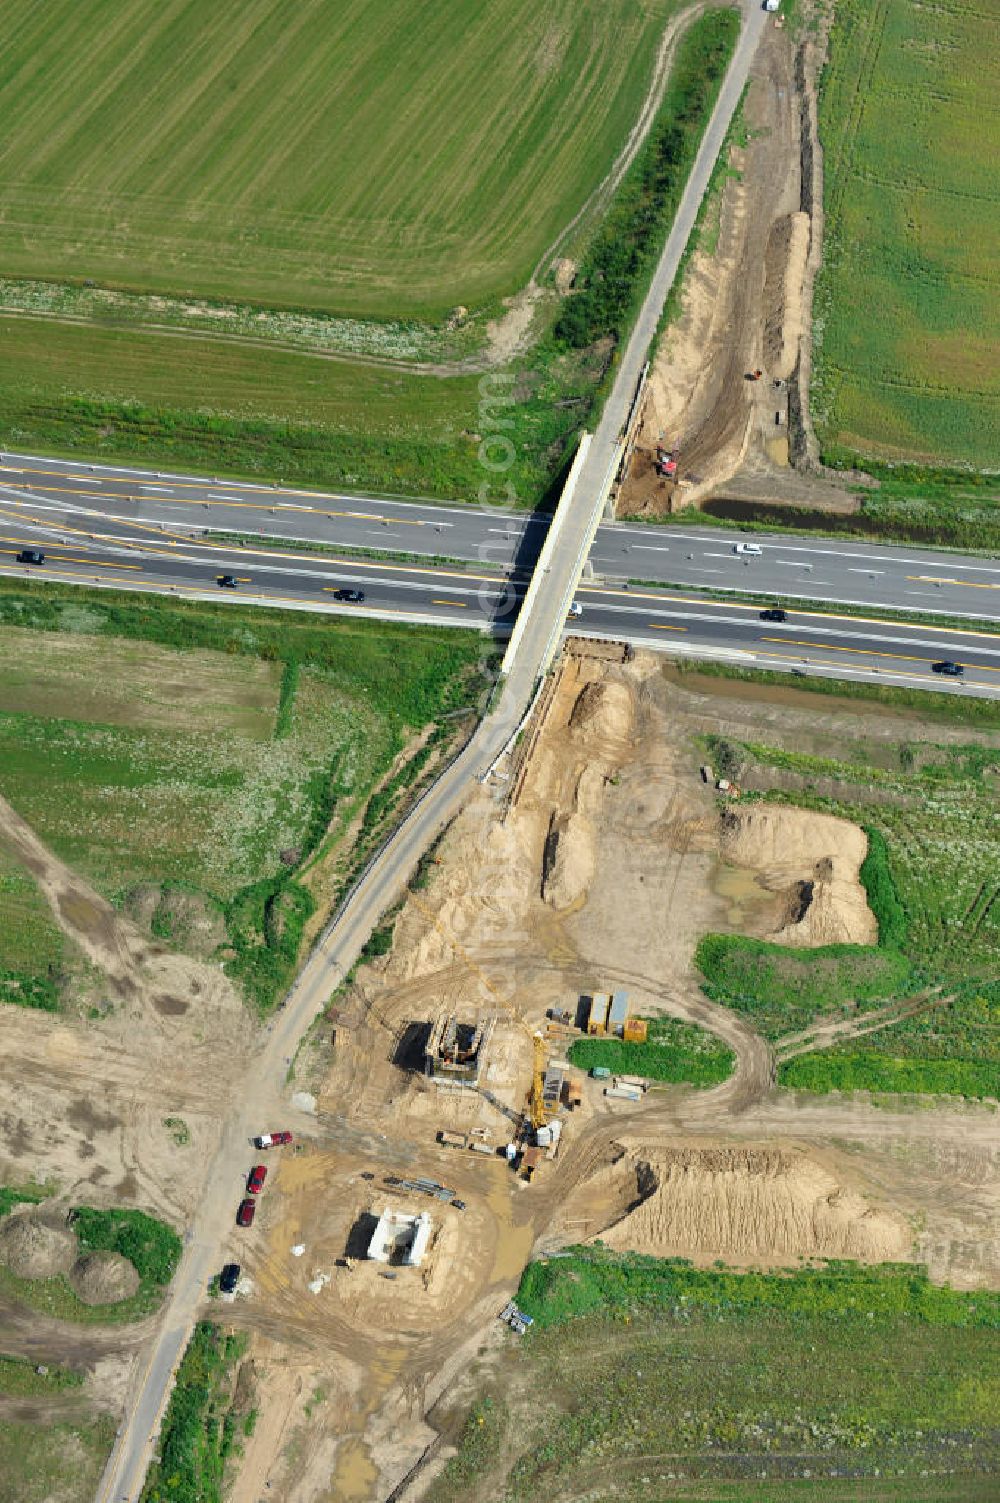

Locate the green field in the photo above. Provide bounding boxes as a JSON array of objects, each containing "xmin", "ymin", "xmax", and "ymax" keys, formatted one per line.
[
  {"xmin": 0, "ymin": 0, "xmax": 678, "ymax": 319},
  {"xmin": 711, "ymin": 733, "xmax": 1000, "ymax": 1098},
  {"xmin": 141, "ymin": 1323, "xmax": 249, "ymax": 1503},
  {"xmin": 0, "ymin": 5, "xmax": 740, "ymax": 508},
  {"xmin": 0, "ymin": 1414, "xmax": 115, "ymax": 1503},
  {"xmin": 427, "ymin": 1253, "xmax": 1000, "ymax": 1502},
  {"xmin": 0, "ymin": 581, "xmax": 484, "ymax": 1010},
  {"xmin": 567, "ymin": 1015, "xmax": 734, "ymax": 1085},
  {"xmin": 0, "ymin": 844, "xmax": 75, "ymax": 1011},
  {"xmin": 813, "ymin": 0, "xmax": 1000, "ymax": 470}
]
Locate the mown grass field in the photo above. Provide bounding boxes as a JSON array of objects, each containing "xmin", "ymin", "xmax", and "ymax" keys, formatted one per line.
[
  {"xmin": 427, "ymin": 1254, "xmax": 1000, "ymax": 1502},
  {"xmin": 708, "ymin": 733, "xmax": 1000, "ymax": 1098},
  {"xmin": 0, "ymin": 843, "xmax": 74, "ymax": 1011},
  {"xmin": 0, "ymin": 581, "xmax": 485, "ymax": 1011},
  {"xmin": 0, "ymin": 7, "xmax": 737, "ymax": 509},
  {"xmin": 0, "ymin": 1414, "xmax": 115, "ymax": 1503},
  {"xmin": 0, "ymin": 0, "xmax": 678, "ymax": 318},
  {"xmin": 813, "ymin": 0, "xmax": 1000, "ymax": 470}
]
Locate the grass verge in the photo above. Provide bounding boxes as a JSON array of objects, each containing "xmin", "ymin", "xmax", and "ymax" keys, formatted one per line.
[
  {"xmin": 567, "ymin": 1016, "xmax": 733, "ymax": 1085},
  {"xmin": 428, "ymin": 1253, "xmax": 1000, "ymax": 1502},
  {"xmin": 140, "ymin": 1323, "xmax": 249, "ymax": 1503}
]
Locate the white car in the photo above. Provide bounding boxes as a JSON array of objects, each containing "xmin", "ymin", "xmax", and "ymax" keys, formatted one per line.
[
  {"xmin": 733, "ymin": 542, "xmax": 763, "ymax": 556},
  {"xmin": 567, "ymin": 602, "xmax": 583, "ymax": 619}
]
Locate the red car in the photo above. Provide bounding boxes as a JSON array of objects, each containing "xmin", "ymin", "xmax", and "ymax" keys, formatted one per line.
[
  {"xmin": 254, "ymin": 1131, "xmax": 293, "ymax": 1149},
  {"xmin": 236, "ymin": 1198, "xmax": 256, "ymax": 1228},
  {"xmin": 247, "ymin": 1164, "xmax": 267, "ymax": 1195}
]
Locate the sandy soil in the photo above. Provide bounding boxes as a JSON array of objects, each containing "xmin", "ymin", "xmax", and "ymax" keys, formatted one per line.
[
  {"xmin": 4, "ymin": 653, "xmax": 998, "ymax": 1501},
  {"xmin": 209, "ymin": 652, "xmax": 1000, "ymax": 1502},
  {"xmin": 618, "ymin": 4, "xmax": 856, "ymax": 516}
]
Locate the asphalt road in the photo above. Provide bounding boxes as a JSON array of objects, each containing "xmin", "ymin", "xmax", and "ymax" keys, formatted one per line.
[
  {"xmin": 5, "ymin": 452, "xmax": 1000, "ymax": 624},
  {"xmin": 1, "ymin": 504, "xmax": 999, "ymax": 698}
]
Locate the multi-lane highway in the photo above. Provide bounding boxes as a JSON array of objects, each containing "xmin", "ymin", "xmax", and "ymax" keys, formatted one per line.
[
  {"xmin": 3, "ymin": 449, "xmax": 1000, "ymax": 623},
  {"xmin": 1, "ymin": 489, "xmax": 999, "ymax": 698}
]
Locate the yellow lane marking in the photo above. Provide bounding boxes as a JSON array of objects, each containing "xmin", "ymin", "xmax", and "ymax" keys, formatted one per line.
[
  {"xmin": 647, "ymin": 622, "xmax": 686, "ymax": 631},
  {"xmin": 578, "ymin": 585, "xmax": 1000, "ymax": 641},
  {"xmin": 762, "ymin": 635, "xmax": 931, "ymax": 667},
  {"xmin": 0, "ymin": 472, "xmax": 426, "ymax": 524},
  {"xmin": 751, "ymin": 649, "xmax": 972, "ymax": 686},
  {"xmin": 0, "ymin": 499, "xmax": 508, "ymax": 583},
  {"xmin": 432, "ymin": 598, "xmax": 468, "ymax": 607},
  {"xmin": 0, "ymin": 548, "xmax": 142, "ymax": 571},
  {"xmin": 906, "ymin": 575, "xmax": 1000, "ymax": 590}
]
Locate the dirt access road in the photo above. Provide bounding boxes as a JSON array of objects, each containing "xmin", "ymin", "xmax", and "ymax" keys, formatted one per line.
[{"xmin": 202, "ymin": 651, "xmax": 998, "ymax": 1502}]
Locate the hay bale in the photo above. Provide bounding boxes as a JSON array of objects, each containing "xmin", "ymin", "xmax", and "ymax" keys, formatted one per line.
[
  {"xmin": 69, "ymin": 1250, "xmax": 140, "ymax": 1305},
  {"xmin": 0, "ymin": 1214, "xmax": 77, "ymax": 1280}
]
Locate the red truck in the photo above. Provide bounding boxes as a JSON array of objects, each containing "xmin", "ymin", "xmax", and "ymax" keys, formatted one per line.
[{"xmin": 253, "ymin": 1131, "xmax": 293, "ymax": 1149}]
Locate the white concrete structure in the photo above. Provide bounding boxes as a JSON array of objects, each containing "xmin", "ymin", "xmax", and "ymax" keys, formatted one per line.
[{"xmin": 367, "ymin": 1209, "xmax": 433, "ymax": 1267}]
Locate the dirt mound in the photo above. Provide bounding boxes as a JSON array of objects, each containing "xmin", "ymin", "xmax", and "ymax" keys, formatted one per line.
[
  {"xmin": 569, "ymin": 680, "xmax": 634, "ymax": 743},
  {"xmin": 0, "ymin": 1213, "xmax": 77, "ymax": 1279},
  {"xmin": 719, "ymin": 804, "xmax": 876, "ymax": 946},
  {"xmin": 68, "ymin": 1249, "xmax": 140, "ymax": 1305},
  {"xmin": 600, "ymin": 1146, "xmax": 910, "ymax": 1266},
  {"xmin": 542, "ymin": 813, "xmax": 595, "ymax": 911},
  {"xmin": 763, "ymin": 212, "xmax": 810, "ymax": 381},
  {"xmin": 124, "ymin": 884, "xmax": 227, "ymax": 958}
]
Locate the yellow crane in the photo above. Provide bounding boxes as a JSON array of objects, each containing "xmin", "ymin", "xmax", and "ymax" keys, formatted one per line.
[{"xmin": 407, "ymin": 891, "xmax": 552, "ymax": 1130}]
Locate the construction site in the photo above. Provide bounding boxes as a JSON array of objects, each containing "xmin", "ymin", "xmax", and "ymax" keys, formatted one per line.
[{"xmin": 163, "ymin": 638, "xmax": 995, "ymax": 1502}]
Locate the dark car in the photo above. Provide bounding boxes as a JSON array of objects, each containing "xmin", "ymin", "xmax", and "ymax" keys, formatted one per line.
[
  {"xmin": 217, "ymin": 574, "xmax": 238, "ymax": 588},
  {"xmin": 247, "ymin": 1164, "xmax": 267, "ymax": 1195},
  {"xmin": 333, "ymin": 587, "xmax": 365, "ymax": 603},
  {"xmin": 760, "ymin": 607, "xmax": 787, "ymax": 623},
  {"xmin": 219, "ymin": 1263, "xmax": 241, "ymax": 1294},
  {"xmin": 236, "ymin": 1198, "xmax": 256, "ymax": 1228},
  {"xmin": 931, "ymin": 660, "xmax": 964, "ymax": 677},
  {"xmin": 16, "ymin": 549, "xmax": 44, "ymax": 566}
]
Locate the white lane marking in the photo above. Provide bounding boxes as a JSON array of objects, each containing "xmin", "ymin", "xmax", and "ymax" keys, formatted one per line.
[
  {"xmin": 631, "ymin": 544, "xmax": 671, "ymax": 552},
  {"xmin": 141, "ymin": 485, "xmax": 174, "ymax": 493},
  {"xmin": 612, "ymin": 526, "xmax": 1000, "ymax": 578},
  {"xmin": 848, "ymin": 567, "xmax": 884, "ymax": 575}
]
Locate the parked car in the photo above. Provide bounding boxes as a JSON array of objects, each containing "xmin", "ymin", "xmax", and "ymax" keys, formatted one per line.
[
  {"xmin": 254, "ymin": 1131, "xmax": 293, "ymax": 1149},
  {"xmin": 236, "ymin": 1198, "xmax": 256, "ymax": 1227},
  {"xmin": 219, "ymin": 1263, "xmax": 241, "ymax": 1294},
  {"xmin": 16, "ymin": 549, "xmax": 44, "ymax": 565},
  {"xmin": 567, "ymin": 602, "xmax": 583, "ymax": 619},
  {"xmin": 931, "ymin": 660, "xmax": 964, "ymax": 677},
  {"xmin": 760, "ymin": 607, "xmax": 787, "ymax": 622},
  {"xmin": 333, "ymin": 588, "xmax": 365, "ymax": 603},
  {"xmin": 217, "ymin": 574, "xmax": 238, "ymax": 588},
  {"xmin": 247, "ymin": 1164, "xmax": 267, "ymax": 1195}
]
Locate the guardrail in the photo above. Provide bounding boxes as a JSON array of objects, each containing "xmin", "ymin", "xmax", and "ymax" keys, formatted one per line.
[{"xmin": 499, "ymin": 433, "xmax": 592, "ymax": 678}]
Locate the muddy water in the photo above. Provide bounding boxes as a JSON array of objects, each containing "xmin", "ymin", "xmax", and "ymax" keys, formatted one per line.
[
  {"xmin": 328, "ymin": 1342, "xmax": 406, "ymax": 1503},
  {"xmin": 331, "ymin": 1439, "xmax": 377, "ymax": 1502},
  {"xmin": 711, "ymin": 860, "xmax": 773, "ymax": 928},
  {"xmin": 484, "ymin": 1163, "xmax": 534, "ymax": 1282}
]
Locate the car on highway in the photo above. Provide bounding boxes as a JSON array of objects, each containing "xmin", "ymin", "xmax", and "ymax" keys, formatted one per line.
[
  {"xmin": 217, "ymin": 574, "xmax": 238, "ymax": 588},
  {"xmin": 247, "ymin": 1164, "xmax": 267, "ymax": 1195},
  {"xmin": 931, "ymin": 660, "xmax": 964, "ymax": 677},
  {"xmin": 759, "ymin": 607, "xmax": 787, "ymax": 622},
  {"xmin": 333, "ymin": 587, "xmax": 365, "ymax": 603},
  {"xmin": 236, "ymin": 1198, "xmax": 256, "ymax": 1228},
  {"xmin": 254, "ymin": 1131, "xmax": 293, "ymax": 1149},
  {"xmin": 219, "ymin": 1263, "xmax": 241, "ymax": 1294},
  {"xmin": 16, "ymin": 549, "xmax": 44, "ymax": 565},
  {"xmin": 733, "ymin": 542, "xmax": 763, "ymax": 556}
]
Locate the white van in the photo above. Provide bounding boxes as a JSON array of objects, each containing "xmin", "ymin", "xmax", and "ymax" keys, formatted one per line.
[{"xmin": 733, "ymin": 542, "xmax": 763, "ymax": 556}]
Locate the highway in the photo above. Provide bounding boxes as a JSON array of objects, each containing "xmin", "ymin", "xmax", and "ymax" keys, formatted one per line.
[
  {"xmin": 4, "ymin": 450, "xmax": 1000, "ymax": 623},
  {"xmin": 1, "ymin": 476, "xmax": 999, "ymax": 698}
]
